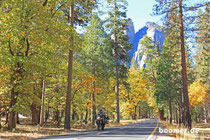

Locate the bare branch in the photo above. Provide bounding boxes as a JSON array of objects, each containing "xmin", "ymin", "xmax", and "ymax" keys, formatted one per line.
[
  {"xmin": 25, "ymin": 38, "xmax": 30, "ymax": 56},
  {"xmin": 42, "ymin": 0, "xmax": 48, "ymax": 6},
  {"xmin": 51, "ymin": 2, "xmax": 67, "ymax": 18},
  {"xmin": 8, "ymin": 38, "xmax": 14, "ymax": 56}
]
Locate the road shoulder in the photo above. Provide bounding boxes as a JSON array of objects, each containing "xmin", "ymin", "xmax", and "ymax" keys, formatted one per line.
[{"xmin": 155, "ymin": 120, "xmax": 176, "ymax": 140}]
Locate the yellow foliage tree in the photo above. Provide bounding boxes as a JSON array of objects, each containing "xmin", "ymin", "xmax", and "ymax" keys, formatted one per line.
[
  {"xmin": 188, "ymin": 79, "xmax": 207, "ymax": 106},
  {"xmin": 121, "ymin": 67, "xmax": 150, "ymax": 119}
]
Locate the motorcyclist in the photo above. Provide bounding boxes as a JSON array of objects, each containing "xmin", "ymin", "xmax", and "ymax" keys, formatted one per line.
[
  {"xmin": 97, "ymin": 109, "xmax": 109, "ymax": 124},
  {"xmin": 98, "ymin": 109, "xmax": 105, "ymax": 118}
]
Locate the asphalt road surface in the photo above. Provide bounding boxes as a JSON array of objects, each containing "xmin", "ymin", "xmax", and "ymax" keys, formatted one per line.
[{"xmin": 31, "ymin": 118, "xmax": 159, "ymax": 140}]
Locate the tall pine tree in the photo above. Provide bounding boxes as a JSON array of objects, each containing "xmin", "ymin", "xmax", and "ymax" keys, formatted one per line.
[{"xmin": 106, "ymin": 0, "xmax": 132, "ymax": 123}]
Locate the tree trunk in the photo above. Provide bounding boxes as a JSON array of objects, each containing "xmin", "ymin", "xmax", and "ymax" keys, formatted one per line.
[
  {"xmin": 134, "ymin": 106, "xmax": 137, "ymax": 120},
  {"xmin": 31, "ymin": 92, "xmax": 42, "ymax": 125},
  {"xmin": 181, "ymin": 98, "xmax": 185, "ymax": 125},
  {"xmin": 85, "ymin": 106, "xmax": 88, "ymax": 124},
  {"xmin": 53, "ymin": 109, "xmax": 59, "ymax": 124},
  {"xmin": 64, "ymin": 0, "xmax": 75, "ymax": 130},
  {"xmin": 58, "ymin": 110, "xmax": 64, "ymax": 127},
  {"xmin": 149, "ymin": 108, "xmax": 151, "ymax": 118},
  {"xmin": 178, "ymin": 103, "xmax": 182, "ymax": 125},
  {"xmin": 179, "ymin": 0, "xmax": 192, "ymax": 130},
  {"xmin": 175, "ymin": 105, "xmax": 178, "ymax": 124},
  {"xmin": 113, "ymin": 0, "xmax": 120, "ymax": 124},
  {"xmin": 115, "ymin": 64, "xmax": 120, "ymax": 123},
  {"xmin": 44, "ymin": 110, "xmax": 49, "ymax": 123},
  {"xmin": 195, "ymin": 113, "xmax": 198, "ymax": 123},
  {"xmin": 40, "ymin": 80, "xmax": 45, "ymax": 127},
  {"xmin": 204, "ymin": 101, "xmax": 209, "ymax": 123},
  {"xmin": 8, "ymin": 87, "xmax": 17, "ymax": 130},
  {"xmin": 45, "ymin": 100, "xmax": 50, "ymax": 123},
  {"xmin": 91, "ymin": 62, "xmax": 96, "ymax": 125},
  {"xmin": 31, "ymin": 103, "xmax": 39, "ymax": 124},
  {"xmin": 8, "ymin": 112, "xmax": 16, "ymax": 130},
  {"xmin": 80, "ymin": 113, "xmax": 83, "ymax": 120},
  {"xmin": 146, "ymin": 111, "xmax": 148, "ymax": 118},
  {"xmin": 168, "ymin": 99, "xmax": 172, "ymax": 124},
  {"xmin": 0, "ymin": 101, "xmax": 2, "ymax": 128},
  {"xmin": 0, "ymin": 111, "xmax": 1, "ymax": 129},
  {"xmin": 5, "ymin": 110, "xmax": 8, "ymax": 125},
  {"xmin": 72, "ymin": 106, "xmax": 75, "ymax": 120},
  {"xmin": 64, "ymin": 49, "xmax": 73, "ymax": 130},
  {"xmin": 91, "ymin": 38, "xmax": 97, "ymax": 125},
  {"xmin": 16, "ymin": 113, "xmax": 20, "ymax": 124},
  {"xmin": 91, "ymin": 92, "xmax": 96, "ymax": 125},
  {"xmin": 8, "ymin": 61, "xmax": 24, "ymax": 130},
  {"xmin": 138, "ymin": 106, "xmax": 141, "ymax": 119},
  {"xmin": 158, "ymin": 108, "xmax": 164, "ymax": 121},
  {"xmin": 72, "ymin": 103, "xmax": 78, "ymax": 121},
  {"xmin": 9, "ymin": 64, "xmax": 21, "ymax": 129},
  {"xmin": 174, "ymin": 111, "xmax": 176, "ymax": 123}
]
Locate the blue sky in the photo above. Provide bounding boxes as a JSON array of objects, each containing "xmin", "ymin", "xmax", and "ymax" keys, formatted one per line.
[
  {"xmin": 127, "ymin": 0, "xmax": 161, "ymax": 32},
  {"xmin": 126, "ymin": 0, "xmax": 208, "ymax": 32}
]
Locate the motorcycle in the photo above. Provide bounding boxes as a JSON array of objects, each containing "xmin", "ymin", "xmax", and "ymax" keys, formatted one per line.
[{"xmin": 96, "ymin": 116, "xmax": 105, "ymax": 131}]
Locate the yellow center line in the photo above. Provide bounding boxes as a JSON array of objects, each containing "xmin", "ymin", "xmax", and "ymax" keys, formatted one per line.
[{"xmin": 146, "ymin": 120, "xmax": 159, "ymax": 140}]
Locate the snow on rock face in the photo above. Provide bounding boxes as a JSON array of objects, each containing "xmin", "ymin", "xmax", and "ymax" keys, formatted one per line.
[
  {"xmin": 126, "ymin": 21, "xmax": 165, "ymax": 68},
  {"xmin": 146, "ymin": 22, "xmax": 158, "ymax": 38}
]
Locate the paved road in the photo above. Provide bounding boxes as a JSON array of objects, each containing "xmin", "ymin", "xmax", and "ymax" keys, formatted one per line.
[{"xmin": 31, "ymin": 118, "xmax": 159, "ymax": 140}]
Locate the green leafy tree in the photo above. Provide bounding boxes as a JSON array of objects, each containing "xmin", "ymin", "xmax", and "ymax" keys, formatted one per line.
[
  {"xmin": 195, "ymin": 4, "xmax": 210, "ymax": 123},
  {"xmin": 61, "ymin": 0, "xmax": 99, "ymax": 130},
  {"xmin": 106, "ymin": 0, "xmax": 132, "ymax": 123},
  {"xmin": 153, "ymin": 0, "xmax": 206, "ymax": 129},
  {"xmin": 0, "ymin": 0, "xmax": 71, "ymax": 130},
  {"xmin": 80, "ymin": 14, "xmax": 109, "ymax": 125},
  {"xmin": 139, "ymin": 35, "xmax": 163, "ymax": 119}
]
